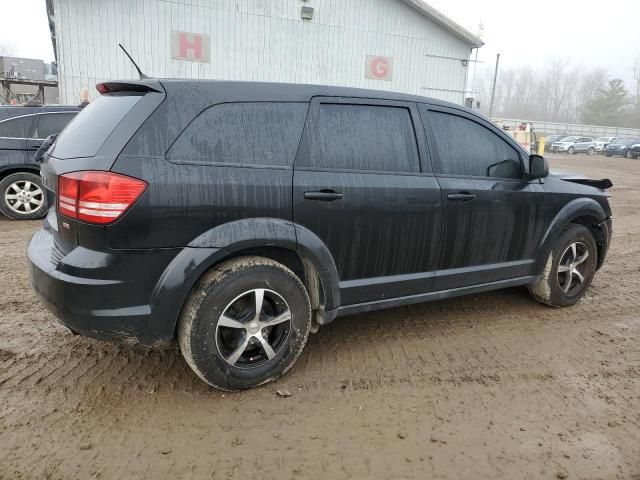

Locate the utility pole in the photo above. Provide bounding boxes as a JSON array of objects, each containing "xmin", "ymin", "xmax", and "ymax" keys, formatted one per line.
[{"xmin": 489, "ymin": 53, "xmax": 500, "ymax": 118}]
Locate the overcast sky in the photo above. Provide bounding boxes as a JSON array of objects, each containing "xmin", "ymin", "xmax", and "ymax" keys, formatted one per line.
[{"xmin": 2, "ymin": 0, "xmax": 639, "ymax": 86}]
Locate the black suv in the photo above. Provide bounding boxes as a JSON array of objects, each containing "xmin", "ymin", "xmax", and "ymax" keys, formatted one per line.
[
  {"xmin": 0, "ymin": 109, "xmax": 79, "ymax": 219},
  {"xmin": 28, "ymin": 80, "xmax": 612, "ymax": 390}
]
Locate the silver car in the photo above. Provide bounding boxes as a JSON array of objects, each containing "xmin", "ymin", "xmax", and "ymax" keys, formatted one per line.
[
  {"xmin": 551, "ymin": 136, "xmax": 596, "ymax": 155},
  {"xmin": 593, "ymin": 136, "xmax": 617, "ymax": 153}
]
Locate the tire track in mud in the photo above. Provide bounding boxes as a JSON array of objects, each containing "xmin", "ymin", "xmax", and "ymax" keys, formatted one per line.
[{"xmin": 1, "ymin": 155, "xmax": 640, "ymax": 479}]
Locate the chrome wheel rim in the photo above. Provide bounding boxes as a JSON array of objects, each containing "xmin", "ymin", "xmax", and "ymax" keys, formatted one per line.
[
  {"xmin": 4, "ymin": 180, "xmax": 45, "ymax": 215},
  {"xmin": 557, "ymin": 242, "xmax": 590, "ymax": 294},
  {"xmin": 215, "ymin": 288, "xmax": 292, "ymax": 368}
]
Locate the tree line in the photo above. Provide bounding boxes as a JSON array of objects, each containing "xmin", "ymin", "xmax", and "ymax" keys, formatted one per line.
[{"xmin": 472, "ymin": 57, "xmax": 640, "ymax": 128}]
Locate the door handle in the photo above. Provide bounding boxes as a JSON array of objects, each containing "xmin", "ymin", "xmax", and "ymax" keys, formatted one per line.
[
  {"xmin": 447, "ymin": 192, "xmax": 476, "ymax": 202},
  {"xmin": 304, "ymin": 190, "xmax": 343, "ymax": 202},
  {"xmin": 29, "ymin": 141, "xmax": 43, "ymax": 149}
]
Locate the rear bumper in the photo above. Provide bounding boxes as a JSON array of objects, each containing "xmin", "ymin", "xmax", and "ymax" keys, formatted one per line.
[{"xmin": 27, "ymin": 226, "xmax": 183, "ymax": 347}]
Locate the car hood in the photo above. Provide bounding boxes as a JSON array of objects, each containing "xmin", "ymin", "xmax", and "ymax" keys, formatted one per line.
[{"xmin": 551, "ymin": 170, "xmax": 613, "ymax": 190}]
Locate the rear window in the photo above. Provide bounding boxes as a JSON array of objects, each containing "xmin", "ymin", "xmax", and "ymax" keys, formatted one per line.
[
  {"xmin": 167, "ymin": 102, "xmax": 307, "ymax": 166},
  {"xmin": 51, "ymin": 93, "xmax": 143, "ymax": 159},
  {"xmin": 0, "ymin": 115, "xmax": 35, "ymax": 138},
  {"xmin": 300, "ymin": 103, "xmax": 419, "ymax": 173}
]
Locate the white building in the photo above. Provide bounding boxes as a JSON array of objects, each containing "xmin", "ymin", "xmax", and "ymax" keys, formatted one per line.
[{"xmin": 46, "ymin": 0, "xmax": 482, "ymax": 105}]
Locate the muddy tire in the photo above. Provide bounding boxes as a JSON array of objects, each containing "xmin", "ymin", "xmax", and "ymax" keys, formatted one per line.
[
  {"xmin": 529, "ymin": 224, "xmax": 598, "ymax": 307},
  {"xmin": 0, "ymin": 172, "xmax": 48, "ymax": 220},
  {"xmin": 178, "ymin": 256, "xmax": 311, "ymax": 391}
]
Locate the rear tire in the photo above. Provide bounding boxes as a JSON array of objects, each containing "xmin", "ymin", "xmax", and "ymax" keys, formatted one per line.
[
  {"xmin": 178, "ymin": 256, "xmax": 312, "ymax": 391},
  {"xmin": 529, "ymin": 224, "xmax": 598, "ymax": 307},
  {"xmin": 0, "ymin": 172, "xmax": 48, "ymax": 220}
]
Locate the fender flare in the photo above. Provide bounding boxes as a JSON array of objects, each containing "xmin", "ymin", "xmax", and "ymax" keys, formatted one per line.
[
  {"xmin": 0, "ymin": 164, "xmax": 40, "ymax": 178},
  {"xmin": 535, "ymin": 197, "xmax": 607, "ymax": 271},
  {"xmin": 145, "ymin": 218, "xmax": 340, "ymax": 344}
]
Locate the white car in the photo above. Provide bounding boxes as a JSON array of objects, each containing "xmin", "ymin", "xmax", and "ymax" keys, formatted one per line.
[{"xmin": 593, "ymin": 136, "xmax": 617, "ymax": 153}]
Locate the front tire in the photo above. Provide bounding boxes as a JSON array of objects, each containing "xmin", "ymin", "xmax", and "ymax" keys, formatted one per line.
[
  {"xmin": 0, "ymin": 172, "xmax": 48, "ymax": 220},
  {"xmin": 178, "ymin": 256, "xmax": 312, "ymax": 391},
  {"xmin": 529, "ymin": 224, "xmax": 598, "ymax": 307},
  {"xmin": 568, "ymin": 146, "xmax": 575, "ymax": 155},
  {"xmin": 587, "ymin": 147, "xmax": 595, "ymax": 156}
]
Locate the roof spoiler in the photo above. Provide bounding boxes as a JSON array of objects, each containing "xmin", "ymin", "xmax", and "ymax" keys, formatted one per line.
[{"xmin": 96, "ymin": 81, "xmax": 163, "ymax": 95}]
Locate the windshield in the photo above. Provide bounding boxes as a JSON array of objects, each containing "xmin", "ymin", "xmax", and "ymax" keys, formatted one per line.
[
  {"xmin": 50, "ymin": 93, "xmax": 143, "ymax": 159},
  {"xmin": 594, "ymin": 137, "xmax": 609, "ymax": 142},
  {"xmin": 559, "ymin": 136, "xmax": 577, "ymax": 142}
]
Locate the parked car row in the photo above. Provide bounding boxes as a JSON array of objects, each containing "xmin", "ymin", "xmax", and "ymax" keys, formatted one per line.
[
  {"xmin": 0, "ymin": 106, "xmax": 80, "ymax": 219},
  {"xmin": 604, "ymin": 138, "xmax": 640, "ymax": 158},
  {"xmin": 546, "ymin": 134, "xmax": 640, "ymax": 158}
]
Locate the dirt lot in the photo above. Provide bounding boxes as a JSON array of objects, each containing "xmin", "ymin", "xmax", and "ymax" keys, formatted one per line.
[{"xmin": 1, "ymin": 154, "xmax": 639, "ymax": 479}]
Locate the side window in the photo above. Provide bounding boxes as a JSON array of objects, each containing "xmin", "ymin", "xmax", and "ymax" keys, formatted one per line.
[
  {"xmin": 426, "ymin": 110, "xmax": 522, "ymax": 179},
  {"xmin": 167, "ymin": 102, "xmax": 307, "ymax": 166},
  {"xmin": 33, "ymin": 113, "xmax": 77, "ymax": 139},
  {"xmin": 0, "ymin": 115, "xmax": 35, "ymax": 138},
  {"xmin": 300, "ymin": 103, "xmax": 419, "ymax": 173}
]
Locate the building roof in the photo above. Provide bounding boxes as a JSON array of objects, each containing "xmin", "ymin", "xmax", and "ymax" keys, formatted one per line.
[{"xmin": 399, "ymin": 0, "xmax": 484, "ymax": 48}]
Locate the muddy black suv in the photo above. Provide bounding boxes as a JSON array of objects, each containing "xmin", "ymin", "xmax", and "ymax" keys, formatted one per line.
[{"xmin": 28, "ymin": 80, "xmax": 612, "ymax": 390}]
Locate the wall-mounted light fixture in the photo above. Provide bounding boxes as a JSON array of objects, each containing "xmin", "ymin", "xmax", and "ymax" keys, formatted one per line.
[{"xmin": 301, "ymin": 6, "xmax": 314, "ymax": 20}]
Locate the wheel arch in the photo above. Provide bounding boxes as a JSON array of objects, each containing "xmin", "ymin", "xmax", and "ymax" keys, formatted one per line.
[
  {"xmin": 146, "ymin": 218, "xmax": 340, "ymax": 346},
  {"xmin": 536, "ymin": 198, "xmax": 608, "ymax": 273},
  {"xmin": 0, "ymin": 165, "xmax": 40, "ymax": 181}
]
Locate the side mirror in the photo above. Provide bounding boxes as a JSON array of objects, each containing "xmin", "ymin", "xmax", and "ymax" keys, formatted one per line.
[{"xmin": 529, "ymin": 154, "xmax": 548, "ymax": 179}]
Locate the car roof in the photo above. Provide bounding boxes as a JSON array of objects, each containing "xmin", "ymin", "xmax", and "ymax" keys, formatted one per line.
[
  {"xmin": 0, "ymin": 110, "xmax": 79, "ymax": 124},
  {"xmin": 154, "ymin": 78, "xmax": 460, "ymax": 106},
  {"xmin": 0, "ymin": 105, "xmax": 81, "ymax": 122}
]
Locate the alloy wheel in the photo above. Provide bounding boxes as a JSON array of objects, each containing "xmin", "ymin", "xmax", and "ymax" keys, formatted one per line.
[
  {"xmin": 557, "ymin": 242, "xmax": 590, "ymax": 293},
  {"xmin": 215, "ymin": 288, "xmax": 292, "ymax": 368},
  {"xmin": 4, "ymin": 180, "xmax": 45, "ymax": 215}
]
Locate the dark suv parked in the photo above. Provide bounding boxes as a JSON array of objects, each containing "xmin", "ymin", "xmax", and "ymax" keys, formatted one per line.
[
  {"xmin": 0, "ymin": 110, "xmax": 79, "ymax": 219},
  {"xmin": 28, "ymin": 80, "xmax": 613, "ymax": 390}
]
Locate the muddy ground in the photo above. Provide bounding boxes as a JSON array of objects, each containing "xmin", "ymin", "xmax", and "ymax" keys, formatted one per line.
[{"xmin": 0, "ymin": 154, "xmax": 639, "ymax": 479}]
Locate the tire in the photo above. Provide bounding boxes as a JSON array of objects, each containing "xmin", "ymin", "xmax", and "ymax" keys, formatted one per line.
[
  {"xmin": 0, "ymin": 172, "xmax": 48, "ymax": 220},
  {"xmin": 568, "ymin": 146, "xmax": 574, "ymax": 155},
  {"xmin": 587, "ymin": 147, "xmax": 595, "ymax": 156},
  {"xmin": 178, "ymin": 256, "xmax": 312, "ymax": 391},
  {"xmin": 529, "ymin": 224, "xmax": 598, "ymax": 307},
  {"xmin": 625, "ymin": 150, "xmax": 633, "ymax": 159}
]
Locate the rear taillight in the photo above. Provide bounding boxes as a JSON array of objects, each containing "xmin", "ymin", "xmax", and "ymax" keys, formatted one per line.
[{"xmin": 57, "ymin": 171, "xmax": 147, "ymax": 224}]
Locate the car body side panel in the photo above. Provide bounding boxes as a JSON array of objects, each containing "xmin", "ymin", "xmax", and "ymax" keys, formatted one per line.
[
  {"xmin": 0, "ymin": 138, "xmax": 29, "ymax": 172},
  {"xmin": 109, "ymin": 157, "xmax": 294, "ymax": 250}
]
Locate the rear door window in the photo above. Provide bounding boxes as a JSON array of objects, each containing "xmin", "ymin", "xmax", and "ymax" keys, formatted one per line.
[
  {"xmin": 33, "ymin": 112, "xmax": 77, "ymax": 139},
  {"xmin": 299, "ymin": 103, "xmax": 419, "ymax": 173},
  {"xmin": 0, "ymin": 115, "xmax": 35, "ymax": 138},
  {"xmin": 167, "ymin": 102, "xmax": 308, "ymax": 166},
  {"xmin": 425, "ymin": 109, "xmax": 522, "ymax": 179},
  {"xmin": 51, "ymin": 93, "xmax": 143, "ymax": 159}
]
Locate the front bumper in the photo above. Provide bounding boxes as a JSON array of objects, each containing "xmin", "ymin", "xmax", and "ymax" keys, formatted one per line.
[
  {"xmin": 27, "ymin": 226, "xmax": 181, "ymax": 347},
  {"xmin": 596, "ymin": 217, "xmax": 613, "ymax": 270}
]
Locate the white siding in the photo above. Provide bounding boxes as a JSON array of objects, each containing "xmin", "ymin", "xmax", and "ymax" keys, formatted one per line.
[{"xmin": 53, "ymin": 0, "xmax": 473, "ymax": 104}]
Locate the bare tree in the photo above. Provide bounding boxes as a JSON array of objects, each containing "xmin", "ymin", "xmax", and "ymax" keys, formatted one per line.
[
  {"xmin": 632, "ymin": 54, "xmax": 640, "ymax": 104},
  {"xmin": 0, "ymin": 41, "xmax": 18, "ymax": 57}
]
